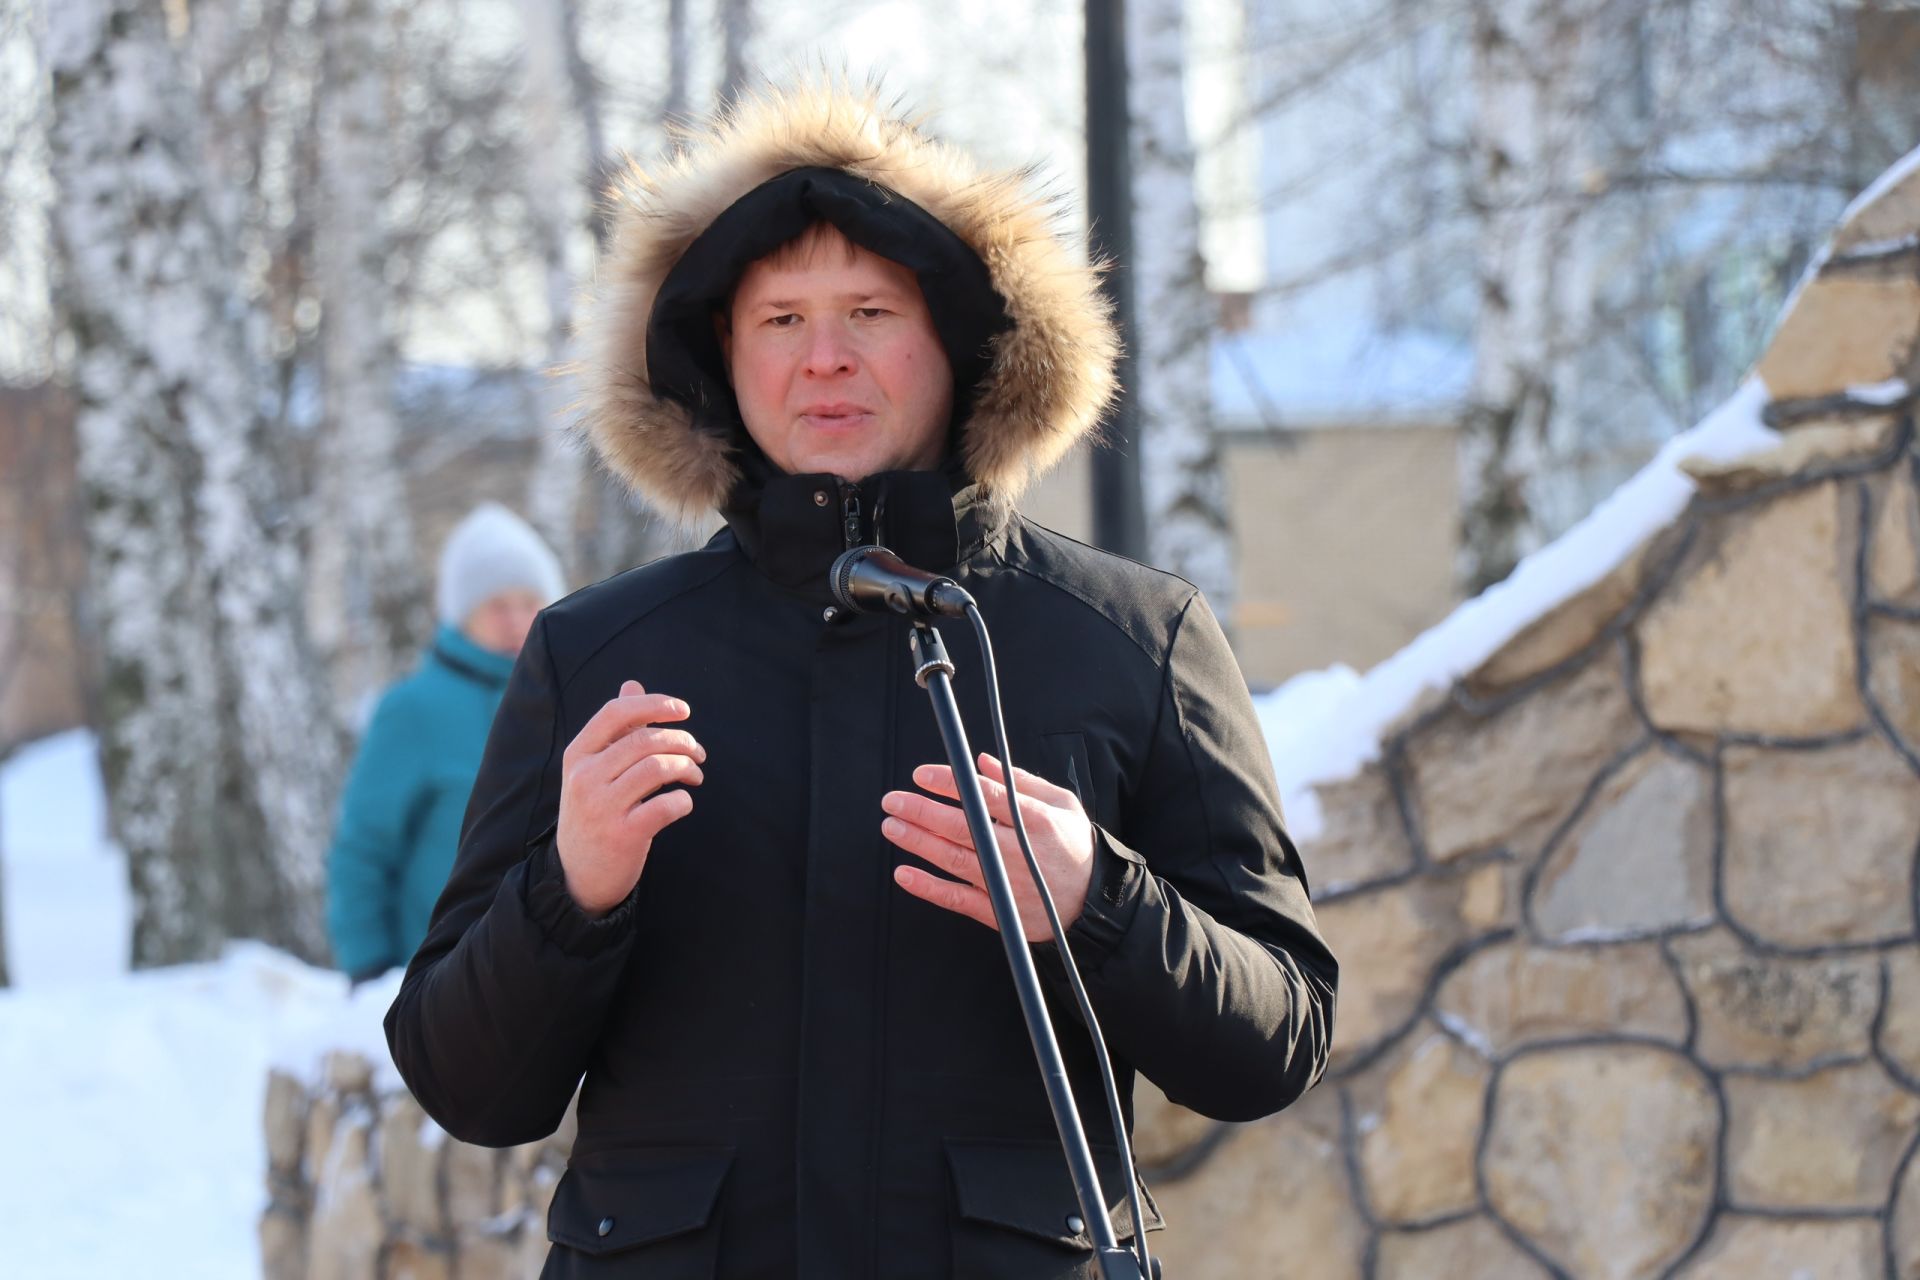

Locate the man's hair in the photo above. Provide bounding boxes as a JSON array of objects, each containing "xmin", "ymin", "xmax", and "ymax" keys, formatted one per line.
[
  {"xmin": 719, "ymin": 221, "xmax": 865, "ymax": 330},
  {"xmin": 755, "ymin": 220, "xmax": 863, "ymax": 273}
]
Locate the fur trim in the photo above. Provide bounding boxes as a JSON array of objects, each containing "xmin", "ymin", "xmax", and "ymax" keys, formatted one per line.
[{"xmin": 576, "ymin": 81, "xmax": 1120, "ymax": 525}]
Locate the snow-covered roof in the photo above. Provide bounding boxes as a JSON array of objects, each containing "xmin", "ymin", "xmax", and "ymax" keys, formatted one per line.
[{"xmin": 1211, "ymin": 321, "xmax": 1473, "ymax": 428}]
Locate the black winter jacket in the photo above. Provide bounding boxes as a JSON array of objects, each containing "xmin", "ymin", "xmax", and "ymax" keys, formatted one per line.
[{"xmin": 386, "ymin": 470, "xmax": 1336, "ymax": 1278}]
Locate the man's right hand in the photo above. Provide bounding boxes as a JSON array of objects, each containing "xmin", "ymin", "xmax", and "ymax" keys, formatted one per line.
[{"xmin": 555, "ymin": 679, "xmax": 705, "ymax": 917}]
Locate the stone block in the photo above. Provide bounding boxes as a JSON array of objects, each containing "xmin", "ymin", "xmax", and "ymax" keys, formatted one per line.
[
  {"xmin": 1724, "ymin": 1061, "xmax": 1920, "ymax": 1209},
  {"xmin": 323, "ymin": 1051, "xmax": 374, "ymax": 1095},
  {"xmin": 381, "ymin": 1238, "xmax": 451, "ymax": 1280},
  {"xmin": 1465, "ymin": 526, "xmax": 1673, "ymax": 695},
  {"xmin": 305, "ymin": 1093, "xmax": 340, "ymax": 1186},
  {"xmin": 1670, "ymin": 1215, "xmax": 1883, "ymax": 1280},
  {"xmin": 545, "ymin": 1095, "xmax": 579, "ymax": 1162},
  {"xmin": 307, "ymin": 1112, "xmax": 382, "ymax": 1280},
  {"xmin": 451, "ymin": 1232, "xmax": 520, "ymax": 1280},
  {"xmin": 1434, "ymin": 939, "xmax": 1687, "ymax": 1056},
  {"xmin": 1410, "ymin": 659, "xmax": 1640, "ymax": 863},
  {"xmin": 1144, "ymin": 1087, "xmax": 1365, "ymax": 1280},
  {"xmin": 1131, "ymin": 1077, "xmax": 1223, "ymax": 1170},
  {"xmin": 1870, "ymin": 464, "xmax": 1920, "ymax": 605},
  {"xmin": 1882, "ymin": 947, "xmax": 1920, "ymax": 1082},
  {"xmin": 1833, "ymin": 161, "xmax": 1920, "ymax": 253},
  {"xmin": 1352, "ymin": 1030, "xmax": 1488, "ymax": 1224},
  {"xmin": 1483, "ymin": 1044, "xmax": 1718, "ymax": 1280},
  {"xmin": 1756, "ymin": 274, "xmax": 1920, "ymax": 402},
  {"xmin": 1868, "ymin": 616, "xmax": 1920, "ymax": 761},
  {"xmin": 259, "ymin": 1204, "xmax": 308, "ymax": 1280},
  {"xmin": 1635, "ymin": 483, "xmax": 1863, "ymax": 737},
  {"xmin": 444, "ymin": 1138, "xmax": 500, "ymax": 1229},
  {"xmin": 1375, "ymin": 1217, "xmax": 1550, "ymax": 1280},
  {"xmin": 1683, "ymin": 415, "xmax": 1898, "ymax": 498},
  {"xmin": 1530, "ymin": 747, "xmax": 1714, "ymax": 941},
  {"xmin": 1315, "ymin": 864, "xmax": 1511, "ymax": 1065},
  {"xmin": 1300, "ymin": 767, "xmax": 1415, "ymax": 893},
  {"xmin": 379, "ymin": 1092, "xmax": 444, "ymax": 1239},
  {"xmin": 1896, "ymin": 1139, "xmax": 1920, "ymax": 1280},
  {"xmin": 264, "ymin": 1070, "xmax": 310, "ymax": 1180},
  {"xmin": 1458, "ymin": 859, "xmax": 1512, "ymax": 931},
  {"xmin": 1670, "ymin": 928, "xmax": 1878, "ymax": 1070},
  {"xmin": 518, "ymin": 1215, "xmax": 556, "ymax": 1278},
  {"xmin": 1723, "ymin": 737, "xmax": 1920, "ymax": 948}
]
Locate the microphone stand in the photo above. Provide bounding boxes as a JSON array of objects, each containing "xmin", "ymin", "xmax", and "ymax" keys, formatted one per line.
[{"xmin": 907, "ymin": 621, "xmax": 1146, "ymax": 1280}]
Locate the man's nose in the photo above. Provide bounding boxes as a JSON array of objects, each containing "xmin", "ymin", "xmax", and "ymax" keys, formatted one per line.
[{"xmin": 802, "ymin": 320, "xmax": 856, "ymax": 376}]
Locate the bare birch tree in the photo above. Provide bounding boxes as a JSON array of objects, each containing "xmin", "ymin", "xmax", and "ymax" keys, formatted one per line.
[
  {"xmin": 47, "ymin": 0, "xmax": 341, "ymax": 965},
  {"xmin": 719, "ymin": 0, "xmax": 755, "ymax": 105},
  {"xmin": 527, "ymin": 0, "xmax": 692, "ymax": 585},
  {"xmin": 1129, "ymin": 0, "xmax": 1235, "ymax": 623},
  {"xmin": 522, "ymin": 0, "xmax": 594, "ymax": 571},
  {"xmin": 310, "ymin": 0, "xmax": 425, "ymax": 711}
]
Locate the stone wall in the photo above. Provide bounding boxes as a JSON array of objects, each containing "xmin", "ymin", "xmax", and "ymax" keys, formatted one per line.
[
  {"xmin": 1137, "ymin": 154, "xmax": 1920, "ymax": 1279},
  {"xmin": 262, "ymin": 157, "xmax": 1920, "ymax": 1277},
  {"xmin": 261, "ymin": 1053, "xmax": 567, "ymax": 1280}
]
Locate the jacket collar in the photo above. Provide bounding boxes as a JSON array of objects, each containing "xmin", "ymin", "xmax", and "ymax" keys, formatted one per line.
[
  {"xmin": 719, "ymin": 464, "xmax": 1010, "ymax": 594},
  {"xmin": 429, "ymin": 623, "xmax": 515, "ymax": 688}
]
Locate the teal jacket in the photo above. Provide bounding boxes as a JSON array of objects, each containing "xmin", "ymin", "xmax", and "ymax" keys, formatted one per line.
[{"xmin": 326, "ymin": 624, "xmax": 514, "ymax": 978}]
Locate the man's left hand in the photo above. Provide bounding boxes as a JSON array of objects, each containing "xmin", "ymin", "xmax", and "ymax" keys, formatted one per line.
[{"xmin": 882, "ymin": 753, "xmax": 1095, "ymax": 942}]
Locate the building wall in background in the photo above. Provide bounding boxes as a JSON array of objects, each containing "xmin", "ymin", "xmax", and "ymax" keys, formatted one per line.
[{"xmin": 1024, "ymin": 422, "xmax": 1462, "ymax": 690}]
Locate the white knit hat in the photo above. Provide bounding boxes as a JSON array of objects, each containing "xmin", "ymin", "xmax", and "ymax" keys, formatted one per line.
[{"xmin": 435, "ymin": 503, "xmax": 567, "ymax": 626}]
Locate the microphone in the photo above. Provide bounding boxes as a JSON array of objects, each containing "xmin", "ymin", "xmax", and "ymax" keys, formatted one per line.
[{"xmin": 829, "ymin": 545, "xmax": 974, "ymax": 617}]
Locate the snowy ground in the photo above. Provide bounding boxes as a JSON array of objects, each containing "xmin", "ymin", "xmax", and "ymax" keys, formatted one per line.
[{"xmin": 0, "ymin": 731, "xmax": 364, "ymax": 1279}]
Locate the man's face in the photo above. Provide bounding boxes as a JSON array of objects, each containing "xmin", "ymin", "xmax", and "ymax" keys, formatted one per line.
[{"xmin": 721, "ymin": 226, "xmax": 954, "ymax": 482}]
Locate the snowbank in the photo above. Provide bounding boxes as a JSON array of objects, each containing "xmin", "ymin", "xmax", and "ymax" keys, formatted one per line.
[{"xmin": 0, "ymin": 944, "xmax": 353, "ymax": 1278}]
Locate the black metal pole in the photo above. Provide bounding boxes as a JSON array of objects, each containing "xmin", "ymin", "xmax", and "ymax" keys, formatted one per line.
[
  {"xmin": 907, "ymin": 623, "xmax": 1144, "ymax": 1280},
  {"xmin": 1085, "ymin": 0, "xmax": 1146, "ymax": 562}
]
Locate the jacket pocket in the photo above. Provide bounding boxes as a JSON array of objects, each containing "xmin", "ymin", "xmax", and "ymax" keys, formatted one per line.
[
  {"xmin": 542, "ymin": 1145, "xmax": 733, "ymax": 1278},
  {"xmin": 945, "ymin": 1138, "xmax": 1164, "ymax": 1279}
]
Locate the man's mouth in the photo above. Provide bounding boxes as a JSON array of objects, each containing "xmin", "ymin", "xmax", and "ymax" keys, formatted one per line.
[{"xmin": 798, "ymin": 404, "xmax": 875, "ymax": 427}]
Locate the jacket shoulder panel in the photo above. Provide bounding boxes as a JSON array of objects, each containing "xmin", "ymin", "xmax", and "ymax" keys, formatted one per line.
[
  {"xmin": 538, "ymin": 541, "xmax": 742, "ymax": 687},
  {"xmin": 994, "ymin": 517, "xmax": 1199, "ymax": 664}
]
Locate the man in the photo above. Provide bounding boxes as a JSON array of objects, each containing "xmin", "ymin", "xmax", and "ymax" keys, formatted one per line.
[
  {"xmin": 328, "ymin": 502, "xmax": 566, "ymax": 985},
  {"xmin": 387, "ymin": 84, "xmax": 1336, "ymax": 1278}
]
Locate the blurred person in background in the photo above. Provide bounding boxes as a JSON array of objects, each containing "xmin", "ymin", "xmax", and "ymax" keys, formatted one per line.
[{"xmin": 326, "ymin": 502, "xmax": 567, "ymax": 987}]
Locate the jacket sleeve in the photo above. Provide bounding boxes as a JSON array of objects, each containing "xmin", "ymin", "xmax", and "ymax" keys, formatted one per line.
[
  {"xmin": 1042, "ymin": 590, "xmax": 1338, "ymax": 1123},
  {"xmin": 384, "ymin": 612, "xmax": 639, "ymax": 1148},
  {"xmin": 326, "ymin": 687, "xmax": 425, "ymax": 977}
]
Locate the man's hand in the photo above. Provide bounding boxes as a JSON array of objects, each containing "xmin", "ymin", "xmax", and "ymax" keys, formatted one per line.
[
  {"xmin": 555, "ymin": 679, "xmax": 705, "ymax": 917},
  {"xmin": 882, "ymin": 753, "xmax": 1095, "ymax": 942}
]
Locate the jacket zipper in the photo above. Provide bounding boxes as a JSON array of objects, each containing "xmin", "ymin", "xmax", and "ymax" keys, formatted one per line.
[{"xmin": 841, "ymin": 481, "xmax": 864, "ymax": 549}]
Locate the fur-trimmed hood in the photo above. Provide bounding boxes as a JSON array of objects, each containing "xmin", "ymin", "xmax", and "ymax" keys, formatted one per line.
[{"xmin": 578, "ymin": 82, "xmax": 1120, "ymax": 526}]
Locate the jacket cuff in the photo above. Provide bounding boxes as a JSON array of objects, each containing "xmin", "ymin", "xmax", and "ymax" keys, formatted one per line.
[
  {"xmin": 519, "ymin": 836, "xmax": 639, "ymax": 958},
  {"xmin": 1062, "ymin": 824, "xmax": 1150, "ymax": 961}
]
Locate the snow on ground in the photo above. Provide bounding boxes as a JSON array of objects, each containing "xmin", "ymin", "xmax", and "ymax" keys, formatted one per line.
[
  {"xmin": 0, "ymin": 945, "xmax": 352, "ymax": 1278},
  {"xmin": 0, "ymin": 730, "xmax": 382, "ymax": 1279},
  {"xmin": 1251, "ymin": 378, "xmax": 1780, "ymax": 839}
]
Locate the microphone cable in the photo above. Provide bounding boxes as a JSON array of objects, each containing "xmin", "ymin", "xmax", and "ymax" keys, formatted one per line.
[{"xmin": 962, "ymin": 600, "xmax": 1155, "ymax": 1279}]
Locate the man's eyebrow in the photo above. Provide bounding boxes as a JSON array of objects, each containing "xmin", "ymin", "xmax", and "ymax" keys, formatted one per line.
[{"xmin": 745, "ymin": 291, "xmax": 901, "ymax": 311}]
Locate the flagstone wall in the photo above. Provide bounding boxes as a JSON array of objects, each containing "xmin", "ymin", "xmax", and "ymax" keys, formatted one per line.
[{"xmin": 1139, "ymin": 154, "xmax": 1920, "ymax": 1280}]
